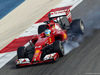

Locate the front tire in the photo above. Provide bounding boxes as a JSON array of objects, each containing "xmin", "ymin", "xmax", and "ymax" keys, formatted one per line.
[
  {"xmin": 53, "ymin": 40, "xmax": 64, "ymax": 57},
  {"xmin": 17, "ymin": 46, "xmax": 25, "ymax": 59}
]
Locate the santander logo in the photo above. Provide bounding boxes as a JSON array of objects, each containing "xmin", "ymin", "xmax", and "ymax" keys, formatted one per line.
[{"xmin": 50, "ymin": 9, "xmax": 70, "ymax": 15}]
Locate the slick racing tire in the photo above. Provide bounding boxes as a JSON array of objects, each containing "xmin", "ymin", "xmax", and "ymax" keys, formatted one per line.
[
  {"xmin": 70, "ymin": 19, "xmax": 85, "ymax": 34},
  {"xmin": 53, "ymin": 40, "xmax": 64, "ymax": 57},
  {"xmin": 17, "ymin": 46, "xmax": 25, "ymax": 59},
  {"xmin": 38, "ymin": 25, "xmax": 46, "ymax": 34}
]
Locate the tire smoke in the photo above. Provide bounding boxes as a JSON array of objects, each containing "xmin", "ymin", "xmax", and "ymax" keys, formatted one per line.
[
  {"xmin": 83, "ymin": 7, "xmax": 100, "ymax": 36},
  {"xmin": 63, "ymin": 6, "xmax": 100, "ymax": 55},
  {"xmin": 63, "ymin": 34, "xmax": 84, "ymax": 55},
  {"xmin": 63, "ymin": 40, "xmax": 79, "ymax": 55}
]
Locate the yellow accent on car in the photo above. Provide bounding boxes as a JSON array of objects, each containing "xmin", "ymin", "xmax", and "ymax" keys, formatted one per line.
[
  {"xmin": 53, "ymin": 25, "xmax": 55, "ymax": 28},
  {"xmin": 35, "ymin": 50, "xmax": 40, "ymax": 53},
  {"xmin": 46, "ymin": 34, "xmax": 50, "ymax": 36},
  {"xmin": 17, "ymin": 61, "xmax": 20, "ymax": 64},
  {"xmin": 64, "ymin": 33, "xmax": 67, "ymax": 39},
  {"xmin": 49, "ymin": 38, "xmax": 51, "ymax": 42}
]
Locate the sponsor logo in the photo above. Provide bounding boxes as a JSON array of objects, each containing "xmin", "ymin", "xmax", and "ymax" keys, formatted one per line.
[
  {"xmin": 49, "ymin": 38, "xmax": 51, "ymax": 42},
  {"xmin": 43, "ymin": 53, "xmax": 56, "ymax": 60},
  {"xmin": 35, "ymin": 46, "xmax": 41, "ymax": 48},
  {"xmin": 50, "ymin": 9, "xmax": 70, "ymax": 15},
  {"xmin": 16, "ymin": 58, "xmax": 30, "ymax": 64},
  {"xmin": 34, "ymin": 50, "xmax": 40, "ymax": 55},
  {"xmin": 34, "ymin": 55, "xmax": 38, "ymax": 57},
  {"xmin": 35, "ymin": 50, "xmax": 40, "ymax": 53}
]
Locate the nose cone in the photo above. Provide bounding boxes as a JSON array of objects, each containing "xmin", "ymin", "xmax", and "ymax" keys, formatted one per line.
[
  {"xmin": 32, "ymin": 50, "xmax": 42, "ymax": 62},
  {"xmin": 33, "ymin": 37, "xmax": 49, "ymax": 62}
]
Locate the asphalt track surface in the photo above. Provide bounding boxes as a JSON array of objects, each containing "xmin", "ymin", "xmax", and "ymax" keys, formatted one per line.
[{"xmin": 0, "ymin": 0, "xmax": 100, "ymax": 75}]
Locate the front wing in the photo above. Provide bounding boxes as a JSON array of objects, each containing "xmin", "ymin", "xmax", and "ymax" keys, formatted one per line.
[{"xmin": 15, "ymin": 53, "xmax": 59, "ymax": 67}]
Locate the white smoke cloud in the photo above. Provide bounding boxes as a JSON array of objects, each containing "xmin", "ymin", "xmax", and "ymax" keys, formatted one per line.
[
  {"xmin": 63, "ymin": 40, "xmax": 79, "ymax": 55},
  {"xmin": 63, "ymin": 34, "xmax": 84, "ymax": 55},
  {"xmin": 63, "ymin": 3, "xmax": 100, "ymax": 56}
]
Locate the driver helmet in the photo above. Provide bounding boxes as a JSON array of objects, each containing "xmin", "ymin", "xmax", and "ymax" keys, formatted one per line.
[{"xmin": 45, "ymin": 29, "xmax": 51, "ymax": 37}]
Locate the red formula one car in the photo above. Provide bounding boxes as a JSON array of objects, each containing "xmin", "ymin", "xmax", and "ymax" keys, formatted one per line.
[{"xmin": 16, "ymin": 9, "xmax": 85, "ymax": 67}]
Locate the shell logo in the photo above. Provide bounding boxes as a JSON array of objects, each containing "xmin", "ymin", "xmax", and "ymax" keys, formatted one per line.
[
  {"xmin": 34, "ymin": 55, "xmax": 38, "ymax": 57},
  {"xmin": 35, "ymin": 50, "xmax": 40, "ymax": 53}
]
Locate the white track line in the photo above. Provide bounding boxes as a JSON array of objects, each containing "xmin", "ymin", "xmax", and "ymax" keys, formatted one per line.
[{"xmin": 0, "ymin": 51, "xmax": 16, "ymax": 68}]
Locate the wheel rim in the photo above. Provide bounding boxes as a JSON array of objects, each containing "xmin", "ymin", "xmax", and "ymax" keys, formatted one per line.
[
  {"xmin": 59, "ymin": 42, "xmax": 64, "ymax": 55},
  {"xmin": 80, "ymin": 21, "xmax": 85, "ymax": 33}
]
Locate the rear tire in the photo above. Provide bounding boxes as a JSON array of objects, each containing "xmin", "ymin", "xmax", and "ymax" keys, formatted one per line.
[
  {"xmin": 38, "ymin": 25, "xmax": 46, "ymax": 34},
  {"xmin": 70, "ymin": 19, "xmax": 85, "ymax": 34},
  {"xmin": 53, "ymin": 40, "xmax": 64, "ymax": 57},
  {"xmin": 17, "ymin": 46, "xmax": 25, "ymax": 59}
]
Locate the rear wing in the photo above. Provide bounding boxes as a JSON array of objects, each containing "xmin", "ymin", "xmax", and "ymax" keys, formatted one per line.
[
  {"xmin": 49, "ymin": 10, "xmax": 66, "ymax": 18},
  {"xmin": 49, "ymin": 9, "xmax": 72, "ymax": 23},
  {"xmin": 49, "ymin": 9, "xmax": 70, "ymax": 18}
]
